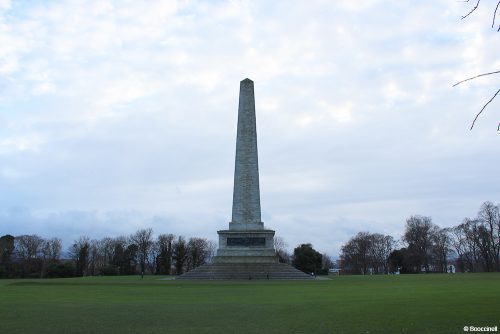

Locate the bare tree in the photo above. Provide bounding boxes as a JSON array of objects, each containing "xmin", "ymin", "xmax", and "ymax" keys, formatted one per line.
[
  {"xmin": 41, "ymin": 238, "xmax": 62, "ymax": 262},
  {"xmin": 87, "ymin": 239, "xmax": 112, "ymax": 276},
  {"xmin": 111, "ymin": 236, "xmax": 137, "ymax": 275},
  {"xmin": 40, "ymin": 238, "xmax": 62, "ymax": 278},
  {"xmin": 130, "ymin": 228, "xmax": 154, "ymax": 275},
  {"xmin": 340, "ymin": 237, "xmax": 360, "ymax": 274},
  {"xmin": 450, "ymin": 223, "xmax": 474, "ymax": 272},
  {"xmin": 432, "ymin": 228, "xmax": 452, "ymax": 273},
  {"xmin": 450, "ymin": 202, "xmax": 500, "ymax": 272},
  {"xmin": 322, "ymin": 253, "xmax": 334, "ymax": 271},
  {"xmin": 370, "ymin": 234, "xmax": 396, "ymax": 274},
  {"xmin": 477, "ymin": 201, "xmax": 500, "ymax": 271},
  {"xmin": 341, "ymin": 232, "xmax": 373, "ymax": 274},
  {"xmin": 341, "ymin": 232, "xmax": 395, "ymax": 275},
  {"xmin": 15, "ymin": 235, "xmax": 44, "ymax": 260},
  {"xmin": 186, "ymin": 238, "xmax": 209, "ymax": 271},
  {"xmin": 100, "ymin": 237, "xmax": 116, "ymax": 266},
  {"xmin": 69, "ymin": 236, "xmax": 90, "ymax": 277},
  {"xmin": 14, "ymin": 235, "xmax": 44, "ymax": 277},
  {"xmin": 205, "ymin": 240, "xmax": 218, "ymax": 264},
  {"xmin": 456, "ymin": 217, "xmax": 495, "ymax": 272},
  {"xmin": 461, "ymin": 218, "xmax": 483, "ymax": 272},
  {"xmin": 403, "ymin": 215, "xmax": 439, "ymax": 272},
  {"xmin": 87, "ymin": 240, "xmax": 98, "ymax": 276},
  {"xmin": 471, "ymin": 222, "xmax": 494, "ymax": 271},
  {"xmin": 274, "ymin": 236, "xmax": 291, "ymax": 264},
  {"xmin": 147, "ymin": 240, "xmax": 160, "ymax": 274}
]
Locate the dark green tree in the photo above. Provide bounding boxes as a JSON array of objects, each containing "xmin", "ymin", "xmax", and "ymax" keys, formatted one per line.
[
  {"xmin": 292, "ymin": 243, "xmax": 322, "ymax": 275},
  {"xmin": 156, "ymin": 234, "xmax": 175, "ymax": 275},
  {"xmin": 0, "ymin": 235, "xmax": 15, "ymax": 278},
  {"xmin": 122, "ymin": 244, "xmax": 139, "ymax": 275},
  {"xmin": 388, "ymin": 248, "xmax": 419, "ymax": 274},
  {"xmin": 173, "ymin": 236, "xmax": 188, "ymax": 275},
  {"xmin": 75, "ymin": 243, "xmax": 89, "ymax": 277},
  {"xmin": 45, "ymin": 262, "xmax": 75, "ymax": 278},
  {"xmin": 112, "ymin": 243, "xmax": 125, "ymax": 272},
  {"xmin": 388, "ymin": 249, "xmax": 404, "ymax": 273}
]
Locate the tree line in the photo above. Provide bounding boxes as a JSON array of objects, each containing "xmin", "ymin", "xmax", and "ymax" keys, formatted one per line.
[
  {"xmin": 0, "ymin": 228, "xmax": 217, "ymax": 278},
  {"xmin": 340, "ymin": 201, "xmax": 500, "ymax": 274},
  {"xmin": 0, "ymin": 227, "xmax": 333, "ymax": 278}
]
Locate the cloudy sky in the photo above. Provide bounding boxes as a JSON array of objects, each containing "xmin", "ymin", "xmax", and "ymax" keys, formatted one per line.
[{"xmin": 1, "ymin": 0, "xmax": 499, "ymax": 257}]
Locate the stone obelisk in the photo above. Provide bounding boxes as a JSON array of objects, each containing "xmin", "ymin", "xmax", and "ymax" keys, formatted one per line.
[
  {"xmin": 177, "ymin": 79, "xmax": 313, "ymax": 278},
  {"xmin": 231, "ymin": 78, "xmax": 263, "ymax": 231},
  {"xmin": 214, "ymin": 78, "xmax": 277, "ymax": 263}
]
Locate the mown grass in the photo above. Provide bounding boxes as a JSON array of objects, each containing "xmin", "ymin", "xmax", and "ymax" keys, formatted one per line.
[{"xmin": 0, "ymin": 273, "xmax": 499, "ymax": 333}]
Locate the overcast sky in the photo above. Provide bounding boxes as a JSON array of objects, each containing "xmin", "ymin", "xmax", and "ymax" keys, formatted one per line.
[{"xmin": 1, "ymin": 0, "xmax": 499, "ymax": 257}]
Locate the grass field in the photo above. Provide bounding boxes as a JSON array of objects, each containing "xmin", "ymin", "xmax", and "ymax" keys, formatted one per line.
[{"xmin": 0, "ymin": 273, "xmax": 499, "ymax": 334}]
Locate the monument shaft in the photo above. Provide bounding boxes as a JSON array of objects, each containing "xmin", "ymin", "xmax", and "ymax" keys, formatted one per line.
[
  {"xmin": 231, "ymin": 79, "xmax": 262, "ymax": 228},
  {"xmin": 214, "ymin": 78, "xmax": 276, "ymax": 263}
]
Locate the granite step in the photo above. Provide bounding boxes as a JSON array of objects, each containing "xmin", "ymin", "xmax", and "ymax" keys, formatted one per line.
[{"xmin": 177, "ymin": 263, "xmax": 313, "ymax": 280}]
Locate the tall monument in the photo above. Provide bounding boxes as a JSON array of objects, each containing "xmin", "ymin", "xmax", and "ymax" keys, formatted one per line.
[
  {"xmin": 214, "ymin": 78, "xmax": 277, "ymax": 263},
  {"xmin": 179, "ymin": 79, "xmax": 311, "ymax": 279},
  {"xmin": 232, "ymin": 78, "xmax": 262, "ymax": 230}
]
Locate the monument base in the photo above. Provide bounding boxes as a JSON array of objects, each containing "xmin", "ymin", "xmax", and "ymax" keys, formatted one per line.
[
  {"xmin": 178, "ymin": 227, "xmax": 315, "ymax": 279},
  {"xmin": 214, "ymin": 228, "xmax": 278, "ymax": 264}
]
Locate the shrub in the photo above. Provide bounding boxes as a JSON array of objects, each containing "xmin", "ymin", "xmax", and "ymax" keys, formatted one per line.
[
  {"xmin": 45, "ymin": 263, "xmax": 75, "ymax": 278},
  {"xmin": 99, "ymin": 265, "xmax": 120, "ymax": 276},
  {"xmin": 0, "ymin": 265, "xmax": 7, "ymax": 278}
]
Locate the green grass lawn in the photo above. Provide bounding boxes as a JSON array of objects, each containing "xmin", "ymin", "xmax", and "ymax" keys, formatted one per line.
[{"xmin": 0, "ymin": 273, "xmax": 499, "ymax": 334}]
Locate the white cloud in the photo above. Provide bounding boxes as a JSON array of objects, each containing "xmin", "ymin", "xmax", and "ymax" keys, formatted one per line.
[
  {"xmin": 0, "ymin": 134, "xmax": 45, "ymax": 154},
  {"xmin": 0, "ymin": 0, "xmax": 499, "ymax": 256},
  {"xmin": 0, "ymin": 0, "xmax": 10, "ymax": 11}
]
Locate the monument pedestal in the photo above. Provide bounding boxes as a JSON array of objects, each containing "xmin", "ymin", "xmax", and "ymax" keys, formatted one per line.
[{"xmin": 214, "ymin": 227, "xmax": 278, "ymax": 263}]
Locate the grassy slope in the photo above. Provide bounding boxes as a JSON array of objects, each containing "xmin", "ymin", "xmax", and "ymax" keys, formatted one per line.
[{"xmin": 0, "ymin": 274, "xmax": 499, "ymax": 334}]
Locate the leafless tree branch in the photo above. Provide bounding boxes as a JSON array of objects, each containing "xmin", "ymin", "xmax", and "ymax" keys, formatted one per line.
[
  {"xmin": 470, "ymin": 88, "xmax": 500, "ymax": 130},
  {"xmin": 462, "ymin": 0, "xmax": 481, "ymax": 19},
  {"xmin": 457, "ymin": 1, "xmax": 500, "ymax": 130},
  {"xmin": 453, "ymin": 70, "xmax": 500, "ymax": 87},
  {"xmin": 493, "ymin": 1, "xmax": 500, "ymax": 28}
]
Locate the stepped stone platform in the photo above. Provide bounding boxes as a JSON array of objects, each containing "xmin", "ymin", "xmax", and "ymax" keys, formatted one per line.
[{"xmin": 178, "ymin": 263, "xmax": 313, "ymax": 280}]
